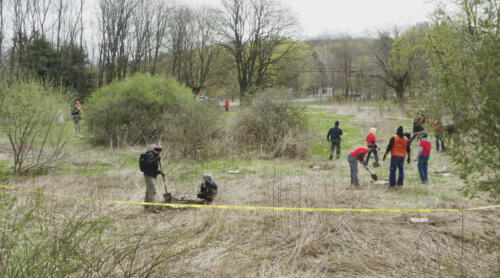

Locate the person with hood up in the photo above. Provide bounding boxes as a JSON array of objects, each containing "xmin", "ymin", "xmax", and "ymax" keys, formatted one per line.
[
  {"xmin": 417, "ymin": 133, "xmax": 432, "ymax": 183},
  {"xmin": 197, "ymin": 174, "xmax": 218, "ymax": 202},
  {"xmin": 383, "ymin": 126, "xmax": 411, "ymax": 188}
]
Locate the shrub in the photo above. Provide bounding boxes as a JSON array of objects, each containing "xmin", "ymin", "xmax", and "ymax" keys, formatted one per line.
[
  {"xmin": 234, "ymin": 92, "xmax": 310, "ymax": 158},
  {"xmin": 0, "ymin": 191, "xmax": 169, "ymax": 277},
  {"xmin": 0, "ymin": 80, "xmax": 70, "ymax": 173},
  {"xmin": 85, "ymin": 74, "xmax": 194, "ymax": 146},
  {"xmin": 164, "ymin": 98, "xmax": 223, "ymax": 159}
]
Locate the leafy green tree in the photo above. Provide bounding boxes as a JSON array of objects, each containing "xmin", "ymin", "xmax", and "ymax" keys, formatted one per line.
[
  {"xmin": 425, "ymin": 0, "xmax": 499, "ymax": 197},
  {"xmin": 371, "ymin": 27, "xmax": 426, "ymax": 101},
  {"xmin": 21, "ymin": 34, "xmax": 58, "ymax": 80},
  {"xmin": 58, "ymin": 44, "xmax": 95, "ymax": 100},
  {"xmin": 10, "ymin": 33, "xmax": 95, "ymax": 100}
]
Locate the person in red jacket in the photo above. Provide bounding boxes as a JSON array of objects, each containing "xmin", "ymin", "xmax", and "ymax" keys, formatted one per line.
[
  {"xmin": 383, "ymin": 126, "xmax": 411, "ymax": 187},
  {"xmin": 225, "ymin": 100, "xmax": 230, "ymax": 112},
  {"xmin": 417, "ymin": 133, "xmax": 432, "ymax": 183},
  {"xmin": 365, "ymin": 128, "xmax": 379, "ymax": 167},
  {"xmin": 347, "ymin": 145, "xmax": 375, "ymax": 186}
]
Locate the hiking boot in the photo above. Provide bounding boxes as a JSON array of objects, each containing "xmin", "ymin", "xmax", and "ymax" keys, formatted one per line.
[
  {"xmin": 329, "ymin": 155, "xmax": 333, "ymax": 160},
  {"xmin": 373, "ymin": 161, "xmax": 380, "ymax": 168}
]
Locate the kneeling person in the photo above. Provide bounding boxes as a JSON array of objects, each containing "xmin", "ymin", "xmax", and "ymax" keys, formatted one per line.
[{"xmin": 197, "ymin": 174, "xmax": 218, "ymax": 202}]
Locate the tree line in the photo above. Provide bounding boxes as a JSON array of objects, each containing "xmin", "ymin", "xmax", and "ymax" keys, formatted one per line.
[
  {"xmin": 0, "ymin": 0, "xmax": 434, "ymax": 102},
  {"xmin": 0, "ymin": 0, "xmax": 497, "ymax": 106}
]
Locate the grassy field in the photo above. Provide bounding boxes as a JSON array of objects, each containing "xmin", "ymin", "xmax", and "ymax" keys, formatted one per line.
[{"xmin": 0, "ymin": 102, "xmax": 498, "ymax": 277}]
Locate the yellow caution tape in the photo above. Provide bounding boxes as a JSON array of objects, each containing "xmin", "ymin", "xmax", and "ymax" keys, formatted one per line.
[{"xmin": 1, "ymin": 184, "xmax": 498, "ymax": 213}]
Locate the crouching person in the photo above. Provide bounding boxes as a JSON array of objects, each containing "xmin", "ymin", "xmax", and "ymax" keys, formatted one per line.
[
  {"xmin": 347, "ymin": 145, "xmax": 375, "ymax": 187},
  {"xmin": 197, "ymin": 174, "xmax": 218, "ymax": 203}
]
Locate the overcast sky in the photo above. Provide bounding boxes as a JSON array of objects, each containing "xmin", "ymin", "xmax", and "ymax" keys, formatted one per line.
[{"xmin": 186, "ymin": 0, "xmax": 441, "ymax": 38}]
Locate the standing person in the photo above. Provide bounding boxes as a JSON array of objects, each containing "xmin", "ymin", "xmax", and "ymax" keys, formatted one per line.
[
  {"xmin": 327, "ymin": 121, "xmax": 343, "ymax": 160},
  {"xmin": 197, "ymin": 174, "xmax": 218, "ymax": 202},
  {"xmin": 71, "ymin": 106, "xmax": 81, "ymax": 133},
  {"xmin": 433, "ymin": 121, "xmax": 446, "ymax": 151},
  {"xmin": 225, "ymin": 100, "xmax": 230, "ymax": 112},
  {"xmin": 365, "ymin": 128, "xmax": 379, "ymax": 167},
  {"xmin": 410, "ymin": 110, "xmax": 426, "ymax": 145},
  {"xmin": 383, "ymin": 126, "xmax": 411, "ymax": 188},
  {"xmin": 75, "ymin": 100, "xmax": 82, "ymax": 111},
  {"xmin": 417, "ymin": 133, "xmax": 432, "ymax": 183},
  {"xmin": 347, "ymin": 145, "xmax": 374, "ymax": 186},
  {"xmin": 140, "ymin": 145, "xmax": 165, "ymax": 213}
]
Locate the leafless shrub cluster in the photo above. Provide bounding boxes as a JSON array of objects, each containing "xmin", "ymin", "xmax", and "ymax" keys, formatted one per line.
[
  {"xmin": 163, "ymin": 99, "xmax": 224, "ymax": 160},
  {"xmin": 0, "ymin": 191, "xmax": 170, "ymax": 277},
  {"xmin": 0, "ymin": 80, "xmax": 69, "ymax": 173},
  {"xmin": 235, "ymin": 92, "xmax": 310, "ymax": 158}
]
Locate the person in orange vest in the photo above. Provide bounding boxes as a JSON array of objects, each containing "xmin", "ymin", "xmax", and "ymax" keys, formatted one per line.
[
  {"xmin": 383, "ymin": 126, "xmax": 411, "ymax": 187},
  {"xmin": 75, "ymin": 100, "xmax": 82, "ymax": 111},
  {"xmin": 347, "ymin": 145, "xmax": 375, "ymax": 186},
  {"xmin": 225, "ymin": 100, "xmax": 230, "ymax": 112}
]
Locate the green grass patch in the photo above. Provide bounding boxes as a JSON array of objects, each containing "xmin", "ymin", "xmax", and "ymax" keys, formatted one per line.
[
  {"xmin": 306, "ymin": 110, "xmax": 360, "ymax": 158},
  {"xmin": 57, "ymin": 162, "xmax": 114, "ymax": 175},
  {"xmin": 0, "ymin": 160, "xmax": 12, "ymax": 182}
]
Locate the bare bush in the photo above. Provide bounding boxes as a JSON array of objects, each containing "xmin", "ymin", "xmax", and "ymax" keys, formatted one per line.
[
  {"xmin": 0, "ymin": 80, "xmax": 69, "ymax": 173},
  {"xmin": 164, "ymin": 99, "xmax": 224, "ymax": 159},
  {"xmin": 235, "ymin": 92, "xmax": 310, "ymax": 158},
  {"xmin": 0, "ymin": 191, "xmax": 169, "ymax": 277}
]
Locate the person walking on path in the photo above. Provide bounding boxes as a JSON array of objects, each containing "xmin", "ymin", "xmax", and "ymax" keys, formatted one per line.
[
  {"xmin": 327, "ymin": 121, "xmax": 343, "ymax": 160},
  {"xmin": 433, "ymin": 121, "xmax": 446, "ymax": 151},
  {"xmin": 225, "ymin": 100, "xmax": 230, "ymax": 112},
  {"xmin": 75, "ymin": 100, "xmax": 82, "ymax": 111},
  {"xmin": 141, "ymin": 145, "xmax": 165, "ymax": 213},
  {"xmin": 71, "ymin": 106, "xmax": 81, "ymax": 133},
  {"xmin": 347, "ymin": 145, "xmax": 375, "ymax": 186},
  {"xmin": 383, "ymin": 126, "xmax": 411, "ymax": 188},
  {"xmin": 417, "ymin": 133, "xmax": 432, "ymax": 183},
  {"xmin": 365, "ymin": 128, "xmax": 379, "ymax": 167}
]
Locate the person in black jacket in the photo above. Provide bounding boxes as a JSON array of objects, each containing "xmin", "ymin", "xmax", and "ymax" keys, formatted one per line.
[
  {"xmin": 327, "ymin": 121, "xmax": 343, "ymax": 160},
  {"xmin": 410, "ymin": 110, "xmax": 425, "ymax": 145},
  {"xmin": 143, "ymin": 145, "xmax": 165, "ymax": 213},
  {"xmin": 197, "ymin": 174, "xmax": 218, "ymax": 202}
]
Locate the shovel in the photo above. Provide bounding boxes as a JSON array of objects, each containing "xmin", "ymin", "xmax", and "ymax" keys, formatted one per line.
[
  {"xmin": 362, "ymin": 163, "xmax": 378, "ymax": 181},
  {"xmin": 159, "ymin": 161, "xmax": 172, "ymax": 203}
]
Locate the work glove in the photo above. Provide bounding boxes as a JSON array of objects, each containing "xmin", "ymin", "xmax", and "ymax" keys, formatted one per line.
[
  {"xmin": 407, "ymin": 157, "xmax": 411, "ymax": 164},
  {"xmin": 383, "ymin": 154, "xmax": 387, "ymax": 162}
]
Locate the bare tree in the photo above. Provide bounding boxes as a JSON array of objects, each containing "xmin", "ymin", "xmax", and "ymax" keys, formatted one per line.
[
  {"xmin": 0, "ymin": 0, "xmax": 4, "ymax": 68},
  {"xmin": 370, "ymin": 27, "xmax": 421, "ymax": 102},
  {"xmin": 97, "ymin": 0, "xmax": 135, "ymax": 85},
  {"xmin": 168, "ymin": 5, "xmax": 219, "ymax": 93},
  {"xmin": 150, "ymin": 1, "xmax": 169, "ymax": 74},
  {"xmin": 217, "ymin": 0, "xmax": 298, "ymax": 100},
  {"xmin": 337, "ymin": 37, "xmax": 354, "ymax": 98}
]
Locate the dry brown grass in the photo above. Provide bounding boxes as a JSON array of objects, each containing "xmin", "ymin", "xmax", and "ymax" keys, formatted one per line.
[{"xmin": 3, "ymin": 103, "xmax": 499, "ymax": 277}]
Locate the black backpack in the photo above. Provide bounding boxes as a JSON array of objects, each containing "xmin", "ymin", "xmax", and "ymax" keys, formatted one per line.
[{"xmin": 139, "ymin": 152, "xmax": 148, "ymax": 172}]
